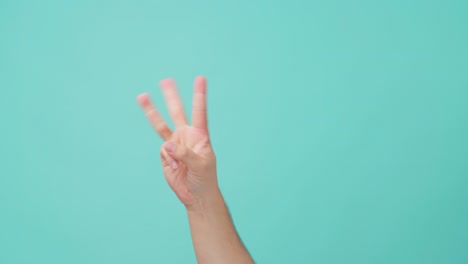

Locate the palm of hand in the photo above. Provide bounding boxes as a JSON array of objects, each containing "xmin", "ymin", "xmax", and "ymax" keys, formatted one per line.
[
  {"xmin": 137, "ymin": 76, "xmax": 216, "ymax": 206},
  {"xmin": 160, "ymin": 125, "xmax": 214, "ymax": 204}
]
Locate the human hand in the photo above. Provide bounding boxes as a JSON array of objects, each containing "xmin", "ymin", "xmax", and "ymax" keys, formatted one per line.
[{"xmin": 136, "ymin": 76, "xmax": 219, "ymax": 208}]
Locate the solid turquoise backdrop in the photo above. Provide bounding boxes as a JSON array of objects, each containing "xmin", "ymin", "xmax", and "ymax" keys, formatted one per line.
[{"xmin": 1, "ymin": 0, "xmax": 467, "ymax": 263}]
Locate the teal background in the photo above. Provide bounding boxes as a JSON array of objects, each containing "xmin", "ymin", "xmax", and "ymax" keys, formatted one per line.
[{"xmin": 1, "ymin": 0, "xmax": 467, "ymax": 263}]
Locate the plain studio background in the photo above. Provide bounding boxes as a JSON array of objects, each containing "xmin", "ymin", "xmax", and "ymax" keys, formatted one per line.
[{"xmin": 1, "ymin": 0, "xmax": 467, "ymax": 263}]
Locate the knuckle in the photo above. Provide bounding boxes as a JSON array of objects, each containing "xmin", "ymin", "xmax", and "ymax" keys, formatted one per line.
[
  {"xmin": 159, "ymin": 145, "xmax": 166, "ymax": 154},
  {"xmin": 157, "ymin": 124, "xmax": 170, "ymax": 135},
  {"xmin": 172, "ymin": 109, "xmax": 186, "ymax": 120}
]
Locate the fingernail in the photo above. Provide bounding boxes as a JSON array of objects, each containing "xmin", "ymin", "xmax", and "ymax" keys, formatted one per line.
[
  {"xmin": 159, "ymin": 78, "xmax": 175, "ymax": 89},
  {"xmin": 171, "ymin": 160, "xmax": 179, "ymax": 169},
  {"xmin": 165, "ymin": 142, "xmax": 176, "ymax": 153}
]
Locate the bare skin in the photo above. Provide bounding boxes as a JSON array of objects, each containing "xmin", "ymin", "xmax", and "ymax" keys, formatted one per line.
[{"xmin": 137, "ymin": 76, "xmax": 254, "ymax": 264}]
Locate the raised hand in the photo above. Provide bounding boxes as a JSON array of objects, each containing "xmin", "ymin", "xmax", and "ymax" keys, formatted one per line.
[
  {"xmin": 137, "ymin": 76, "xmax": 254, "ymax": 263},
  {"xmin": 136, "ymin": 76, "xmax": 218, "ymax": 208}
]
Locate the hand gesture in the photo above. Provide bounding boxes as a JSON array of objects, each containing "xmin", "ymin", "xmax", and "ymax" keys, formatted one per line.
[{"xmin": 137, "ymin": 76, "xmax": 218, "ymax": 208}]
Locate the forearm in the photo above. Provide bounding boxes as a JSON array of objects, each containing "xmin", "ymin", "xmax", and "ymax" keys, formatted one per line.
[
  {"xmin": 138, "ymin": 76, "xmax": 255, "ymax": 262},
  {"xmin": 186, "ymin": 187, "xmax": 254, "ymax": 264}
]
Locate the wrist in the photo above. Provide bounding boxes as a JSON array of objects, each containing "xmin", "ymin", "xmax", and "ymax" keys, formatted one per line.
[{"xmin": 186, "ymin": 186, "xmax": 225, "ymax": 215}]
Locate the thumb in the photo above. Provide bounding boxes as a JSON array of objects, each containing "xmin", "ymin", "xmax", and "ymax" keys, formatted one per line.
[{"xmin": 163, "ymin": 141, "xmax": 199, "ymax": 168}]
